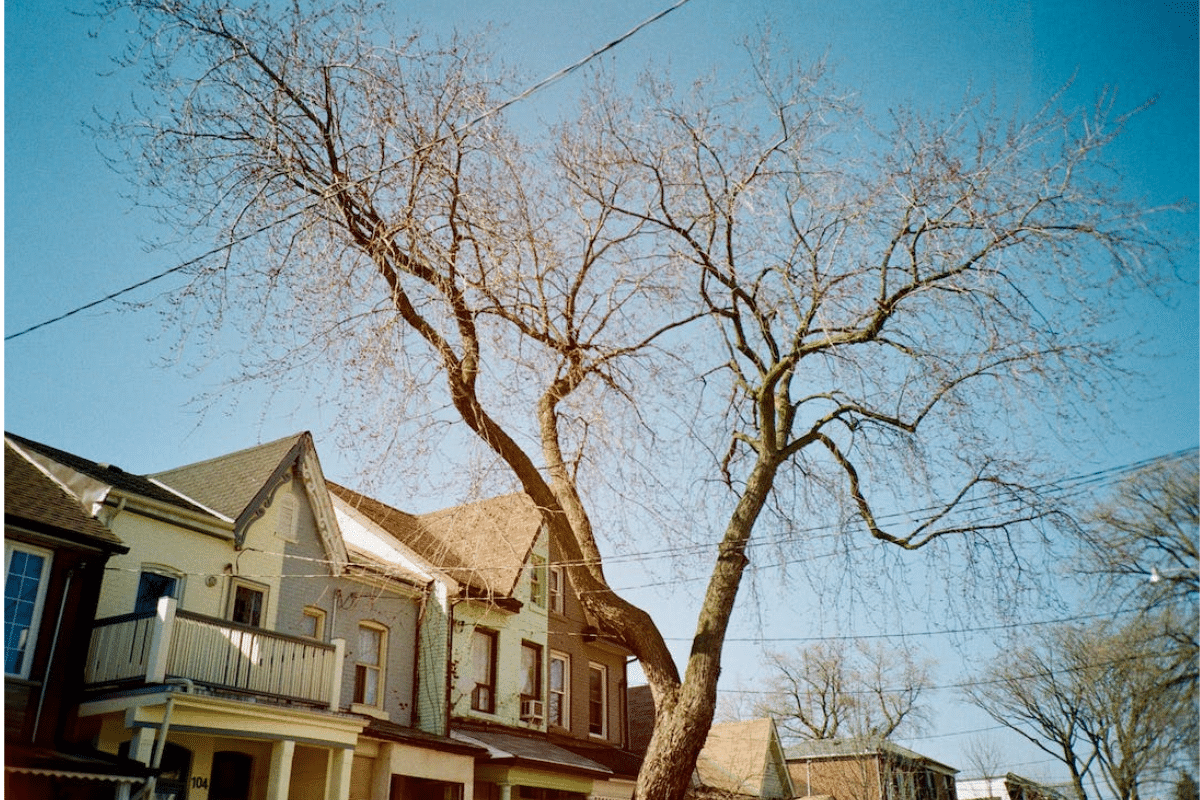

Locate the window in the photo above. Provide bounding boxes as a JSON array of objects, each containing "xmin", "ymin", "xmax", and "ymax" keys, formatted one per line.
[
  {"xmin": 548, "ymin": 566, "xmax": 564, "ymax": 614},
  {"xmin": 520, "ymin": 641, "xmax": 543, "ymax": 700},
  {"xmin": 301, "ymin": 606, "xmax": 326, "ymax": 640},
  {"xmin": 228, "ymin": 579, "xmax": 267, "ymax": 627},
  {"xmin": 470, "ymin": 628, "xmax": 498, "ymax": 713},
  {"xmin": 529, "ymin": 555, "xmax": 546, "ymax": 607},
  {"xmin": 5, "ymin": 543, "xmax": 52, "ymax": 678},
  {"xmin": 354, "ymin": 622, "xmax": 387, "ymax": 707},
  {"xmin": 274, "ymin": 491, "xmax": 297, "ymax": 542},
  {"xmin": 549, "ymin": 652, "xmax": 570, "ymax": 728},
  {"xmin": 588, "ymin": 663, "xmax": 607, "ymax": 737},
  {"xmin": 134, "ymin": 567, "xmax": 181, "ymax": 615}
]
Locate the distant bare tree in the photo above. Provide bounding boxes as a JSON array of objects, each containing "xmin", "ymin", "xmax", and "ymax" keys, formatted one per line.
[
  {"xmin": 965, "ymin": 616, "xmax": 1197, "ymax": 800},
  {"xmin": 1074, "ymin": 453, "xmax": 1198, "ymax": 663},
  {"xmin": 963, "ymin": 736, "xmax": 1006, "ymax": 781},
  {"xmin": 751, "ymin": 640, "xmax": 932, "ymax": 741},
  {"xmin": 96, "ymin": 2, "xmax": 1182, "ymax": 798}
]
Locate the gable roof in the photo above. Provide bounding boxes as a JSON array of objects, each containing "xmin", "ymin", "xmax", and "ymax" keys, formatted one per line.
[
  {"xmin": 152, "ymin": 432, "xmax": 348, "ymax": 566},
  {"xmin": 6, "ymin": 432, "xmax": 211, "ymax": 517},
  {"xmin": 4, "ymin": 441, "xmax": 126, "ymax": 551},
  {"xmin": 694, "ymin": 718, "xmax": 793, "ymax": 799},
  {"xmin": 151, "ymin": 434, "xmax": 306, "ymax": 522},
  {"xmin": 786, "ymin": 737, "xmax": 958, "ymax": 776},
  {"xmin": 330, "ymin": 491, "xmax": 446, "ymax": 589},
  {"xmin": 328, "ymin": 483, "xmax": 543, "ymax": 598}
]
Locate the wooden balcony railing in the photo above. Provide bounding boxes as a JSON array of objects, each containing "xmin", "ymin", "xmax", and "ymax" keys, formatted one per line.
[{"xmin": 85, "ymin": 597, "xmax": 344, "ymax": 708}]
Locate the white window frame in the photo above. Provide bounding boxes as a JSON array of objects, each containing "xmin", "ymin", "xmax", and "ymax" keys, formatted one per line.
[
  {"xmin": 549, "ymin": 651, "xmax": 570, "ymax": 729},
  {"xmin": 548, "ymin": 566, "xmax": 564, "ymax": 614},
  {"xmin": 227, "ymin": 577, "xmax": 268, "ymax": 627},
  {"xmin": 135, "ymin": 564, "xmax": 184, "ymax": 615},
  {"xmin": 302, "ymin": 605, "xmax": 326, "ymax": 640},
  {"xmin": 353, "ymin": 621, "xmax": 388, "ymax": 710},
  {"xmin": 5, "ymin": 542, "xmax": 53, "ymax": 679},
  {"xmin": 588, "ymin": 662, "xmax": 608, "ymax": 738}
]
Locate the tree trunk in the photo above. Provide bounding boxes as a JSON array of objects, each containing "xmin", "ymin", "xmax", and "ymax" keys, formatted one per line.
[{"xmin": 633, "ymin": 455, "xmax": 781, "ymax": 800}]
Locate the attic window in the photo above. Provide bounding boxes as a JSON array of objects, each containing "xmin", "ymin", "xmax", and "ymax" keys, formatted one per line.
[{"xmin": 275, "ymin": 492, "xmax": 297, "ymax": 542}]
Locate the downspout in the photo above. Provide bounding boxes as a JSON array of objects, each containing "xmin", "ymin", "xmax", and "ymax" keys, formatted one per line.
[
  {"xmin": 31, "ymin": 568, "xmax": 73, "ymax": 742},
  {"xmin": 135, "ymin": 678, "xmax": 195, "ymax": 800}
]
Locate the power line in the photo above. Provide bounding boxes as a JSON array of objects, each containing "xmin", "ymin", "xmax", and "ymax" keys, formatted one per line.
[{"xmin": 5, "ymin": 0, "xmax": 695, "ymax": 343}]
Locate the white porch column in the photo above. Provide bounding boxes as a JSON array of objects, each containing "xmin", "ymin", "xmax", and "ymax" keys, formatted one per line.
[
  {"xmin": 326, "ymin": 747, "xmax": 354, "ymax": 800},
  {"xmin": 145, "ymin": 597, "xmax": 177, "ymax": 684},
  {"xmin": 127, "ymin": 727, "xmax": 156, "ymax": 764},
  {"xmin": 266, "ymin": 739, "xmax": 296, "ymax": 800},
  {"xmin": 499, "ymin": 782, "xmax": 513, "ymax": 800}
]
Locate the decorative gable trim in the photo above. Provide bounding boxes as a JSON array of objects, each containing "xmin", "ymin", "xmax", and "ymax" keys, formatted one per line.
[{"xmin": 230, "ymin": 433, "xmax": 348, "ymax": 574}]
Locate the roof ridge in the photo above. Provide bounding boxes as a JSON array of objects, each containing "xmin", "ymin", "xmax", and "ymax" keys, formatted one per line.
[{"xmin": 151, "ymin": 431, "xmax": 309, "ymax": 477}]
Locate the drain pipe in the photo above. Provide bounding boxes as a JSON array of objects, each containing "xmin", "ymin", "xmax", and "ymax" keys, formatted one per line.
[
  {"xmin": 135, "ymin": 678, "xmax": 195, "ymax": 800},
  {"xmin": 31, "ymin": 568, "xmax": 73, "ymax": 743}
]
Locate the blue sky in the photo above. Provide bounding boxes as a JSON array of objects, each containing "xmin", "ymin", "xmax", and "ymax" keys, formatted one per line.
[{"xmin": 5, "ymin": 0, "xmax": 1197, "ymax": 787}]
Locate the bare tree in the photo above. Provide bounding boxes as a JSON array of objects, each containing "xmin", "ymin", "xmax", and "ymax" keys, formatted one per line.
[
  {"xmin": 1075, "ymin": 453, "xmax": 1198, "ymax": 656},
  {"xmin": 95, "ymin": 2, "xmax": 1179, "ymax": 798},
  {"xmin": 965, "ymin": 617, "xmax": 1197, "ymax": 800},
  {"xmin": 750, "ymin": 640, "xmax": 932, "ymax": 741}
]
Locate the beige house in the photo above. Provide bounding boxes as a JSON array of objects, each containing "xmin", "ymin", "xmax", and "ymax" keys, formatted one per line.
[
  {"xmin": 11, "ymin": 432, "xmax": 479, "ymax": 800},
  {"xmin": 692, "ymin": 718, "xmax": 794, "ymax": 800}
]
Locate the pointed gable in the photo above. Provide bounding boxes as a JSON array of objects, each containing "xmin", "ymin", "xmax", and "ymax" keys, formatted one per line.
[
  {"xmin": 328, "ymin": 484, "xmax": 543, "ymax": 598},
  {"xmin": 152, "ymin": 434, "xmax": 305, "ymax": 523},
  {"xmin": 696, "ymin": 718, "xmax": 793, "ymax": 799},
  {"xmin": 152, "ymin": 432, "xmax": 347, "ymax": 568}
]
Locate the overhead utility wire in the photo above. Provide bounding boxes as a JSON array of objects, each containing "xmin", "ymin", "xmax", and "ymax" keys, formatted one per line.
[
  {"xmin": 461, "ymin": 0, "xmax": 694, "ymax": 130},
  {"xmin": 4, "ymin": 0, "xmax": 694, "ymax": 343},
  {"xmin": 4, "ymin": 206, "xmax": 314, "ymax": 342}
]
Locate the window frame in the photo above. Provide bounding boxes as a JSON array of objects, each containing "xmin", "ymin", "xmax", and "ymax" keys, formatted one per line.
[
  {"xmin": 470, "ymin": 628, "xmax": 498, "ymax": 714},
  {"xmin": 520, "ymin": 640, "xmax": 544, "ymax": 701},
  {"xmin": 353, "ymin": 621, "xmax": 388, "ymax": 708},
  {"xmin": 134, "ymin": 564, "xmax": 184, "ymax": 616},
  {"xmin": 588, "ymin": 662, "xmax": 608, "ymax": 738},
  {"xmin": 4, "ymin": 541, "xmax": 54, "ymax": 679},
  {"xmin": 227, "ymin": 577, "xmax": 268, "ymax": 627},
  {"xmin": 301, "ymin": 605, "xmax": 326, "ymax": 640},
  {"xmin": 529, "ymin": 554, "xmax": 546, "ymax": 608},
  {"xmin": 549, "ymin": 651, "xmax": 570, "ymax": 729},
  {"xmin": 548, "ymin": 566, "xmax": 564, "ymax": 614}
]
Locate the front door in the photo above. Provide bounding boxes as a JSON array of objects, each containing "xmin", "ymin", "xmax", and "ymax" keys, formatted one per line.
[{"xmin": 210, "ymin": 751, "xmax": 254, "ymax": 800}]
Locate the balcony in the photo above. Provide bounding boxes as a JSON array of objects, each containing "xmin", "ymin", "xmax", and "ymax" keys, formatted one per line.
[{"xmin": 85, "ymin": 597, "xmax": 344, "ymax": 708}]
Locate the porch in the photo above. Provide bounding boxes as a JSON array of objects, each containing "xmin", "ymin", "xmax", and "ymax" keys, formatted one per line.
[{"xmin": 84, "ymin": 596, "xmax": 345, "ymax": 708}]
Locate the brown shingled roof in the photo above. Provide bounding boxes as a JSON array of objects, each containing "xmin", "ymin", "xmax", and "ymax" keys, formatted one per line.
[
  {"xmin": 4, "ymin": 441, "xmax": 125, "ymax": 550},
  {"xmin": 6, "ymin": 432, "xmax": 210, "ymax": 516},
  {"xmin": 328, "ymin": 482, "xmax": 543, "ymax": 598}
]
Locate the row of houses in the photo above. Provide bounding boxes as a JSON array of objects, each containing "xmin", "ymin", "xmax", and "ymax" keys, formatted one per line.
[{"xmin": 5, "ymin": 428, "xmax": 1066, "ymax": 800}]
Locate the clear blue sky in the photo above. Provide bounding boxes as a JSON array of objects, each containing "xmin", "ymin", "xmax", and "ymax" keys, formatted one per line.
[{"xmin": 5, "ymin": 0, "xmax": 1197, "ymax": 788}]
